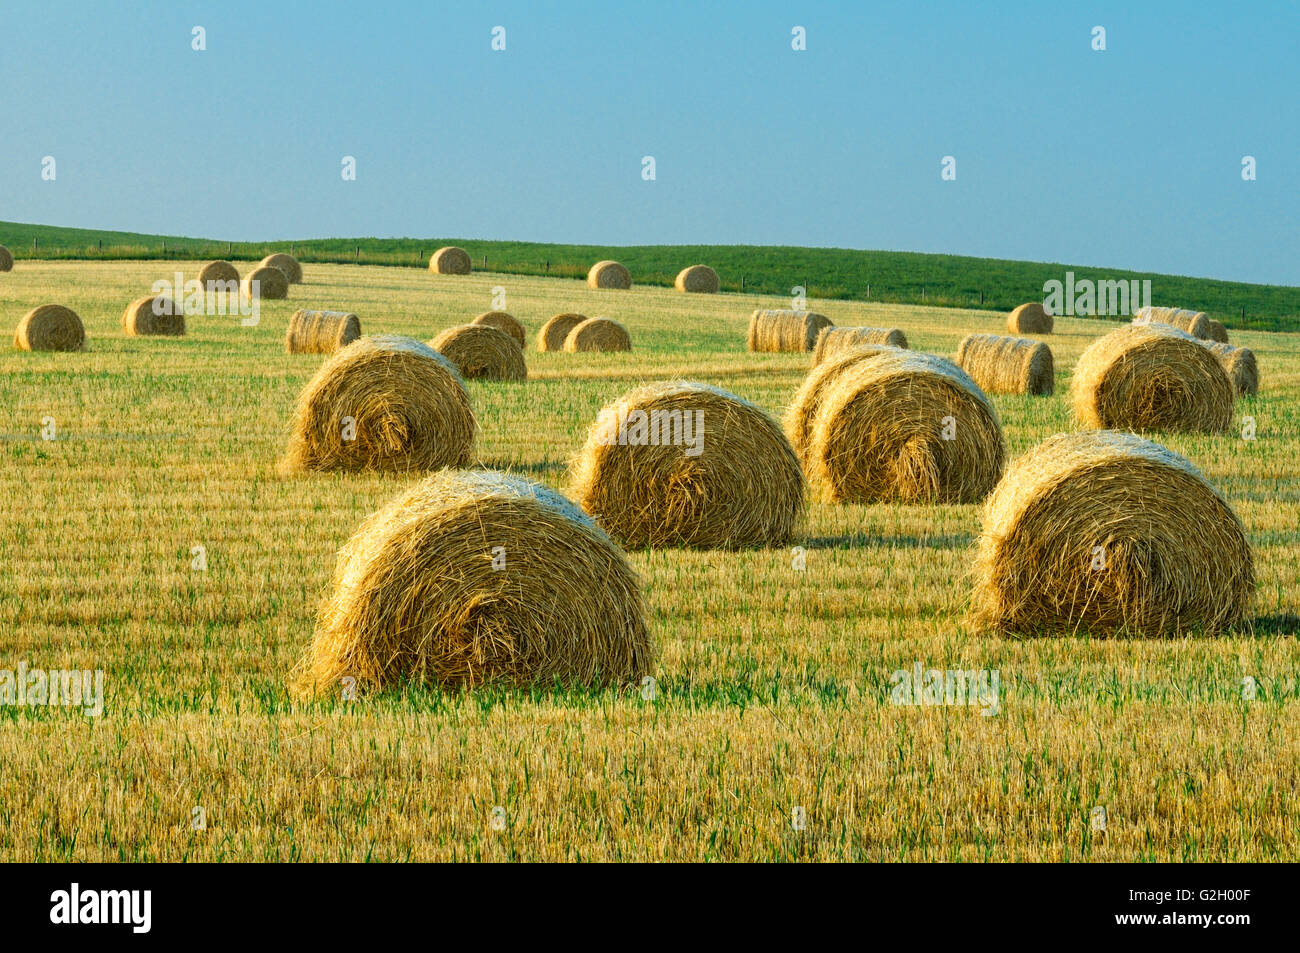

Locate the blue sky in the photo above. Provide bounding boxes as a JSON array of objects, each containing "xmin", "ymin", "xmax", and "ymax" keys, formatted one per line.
[{"xmin": 1, "ymin": 0, "xmax": 1296, "ymax": 283}]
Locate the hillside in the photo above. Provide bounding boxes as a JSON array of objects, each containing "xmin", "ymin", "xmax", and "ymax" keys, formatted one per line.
[{"xmin": 2, "ymin": 220, "xmax": 1296, "ymax": 331}]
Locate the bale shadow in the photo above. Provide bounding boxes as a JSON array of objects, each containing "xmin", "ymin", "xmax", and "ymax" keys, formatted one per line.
[
  {"xmin": 476, "ymin": 460, "xmax": 566, "ymax": 476},
  {"xmin": 802, "ymin": 532, "xmax": 974, "ymax": 551},
  {"xmin": 1251, "ymin": 613, "xmax": 1300, "ymax": 637}
]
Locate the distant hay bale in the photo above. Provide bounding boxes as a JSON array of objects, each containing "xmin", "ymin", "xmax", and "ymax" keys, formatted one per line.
[
  {"xmin": 587, "ymin": 260, "xmax": 631, "ymax": 290},
  {"xmin": 571, "ymin": 381, "xmax": 805, "ymax": 549},
  {"xmin": 804, "ymin": 350, "xmax": 1005, "ymax": 504},
  {"xmin": 784, "ymin": 345, "xmax": 902, "ymax": 466},
  {"xmin": 748, "ymin": 309, "xmax": 834, "ymax": 352},
  {"xmin": 429, "ymin": 324, "xmax": 527, "ymax": 381},
  {"xmin": 1135, "ymin": 306, "xmax": 1210, "ymax": 339},
  {"xmin": 286, "ymin": 309, "xmax": 362, "ymax": 354},
  {"xmin": 1006, "ymin": 302, "xmax": 1053, "ymax": 334},
  {"xmin": 812, "ymin": 326, "xmax": 908, "ymax": 364},
  {"xmin": 969, "ymin": 430, "xmax": 1254, "ymax": 637},
  {"xmin": 1204, "ymin": 341, "xmax": 1258, "ymax": 397},
  {"xmin": 292, "ymin": 469, "xmax": 653, "ymax": 695},
  {"xmin": 122, "ymin": 295, "xmax": 185, "ymax": 336},
  {"xmin": 260, "ymin": 253, "xmax": 303, "ymax": 284},
  {"xmin": 279, "ymin": 335, "xmax": 475, "ymax": 474},
  {"xmin": 537, "ymin": 312, "xmax": 586, "ymax": 352},
  {"xmin": 956, "ymin": 333, "xmax": 1054, "ymax": 396},
  {"xmin": 674, "ymin": 264, "xmax": 720, "ymax": 294},
  {"xmin": 564, "ymin": 317, "xmax": 631, "ymax": 352},
  {"xmin": 198, "ymin": 260, "xmax": 240, "ymax": 288},
  {"xmin": 1205, "ymin": 319, "xmax": 1229, "ymax": 343},
  {"xmin": 241, "ymin": 265, "xmax": 289, "ymax": 300},
  {"xmin": 471, "ymin": 310, "xmax": 525, "ymax": 348},
  {"xmin": 0, "ymin": 244, "xmax": 12, "ymax": 272},
  {"xmin": 1071, "ymin": 323, "xmax": 1233, "ymax": 434},
  {"xmin": 14, "ymin": 305, "xmax": 84, "ymax": 352},
  {"xmin": 429, "ymin": 246, "xmax": 472, "ymax": 275}
]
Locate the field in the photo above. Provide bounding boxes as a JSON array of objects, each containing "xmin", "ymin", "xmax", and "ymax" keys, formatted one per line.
[
  {"xmin": 2, "ymin": 259, "xmax": 1298, "ymax": 861},
  {"xmin": 5, "ymin": 220, "xmax": 1300, "ymax": 330}
]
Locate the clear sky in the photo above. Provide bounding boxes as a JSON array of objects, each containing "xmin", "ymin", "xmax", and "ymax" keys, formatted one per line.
[{"xmin": 2, "ymin": 0, "xmax": 1296, "ymax": 284}]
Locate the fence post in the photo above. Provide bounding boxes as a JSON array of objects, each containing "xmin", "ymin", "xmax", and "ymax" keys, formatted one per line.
[
  {"xmin": 980, "ymin": 290, "xmax": 985, "ymax": 306},
  {"xmin": 1241, "ymin": 306, "xmax": 1245, "ymax": 320},
  {"xmin": 740, "ymin": 275, "xmax": 744, "ymax": 291},
  {"xmin": 866, "ymin": 283, "xmax": 870, "ymax": 298},
  {"xmin": 33, "ymin": 237, "xmax": 38, "ymax": 252},
  {"xmin": 483, "ymin": 256, "xmax": 488, "ymax": 269},
  {"xmin": 355, "ymin": 246, "xmax": 360, "ymax": 260}
]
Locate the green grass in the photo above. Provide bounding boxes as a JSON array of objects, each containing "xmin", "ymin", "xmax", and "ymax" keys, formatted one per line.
[
  {"xmin": 3, "ymin": 219, "xmax": 1297, "ymax": 331},
  {"xmin": 1, "ymin": 260, "xmax": 1297, "ymax": 861}
]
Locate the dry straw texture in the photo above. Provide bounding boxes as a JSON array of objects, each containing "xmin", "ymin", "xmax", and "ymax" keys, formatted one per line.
[
  {"xmin": 674, "ymin": 264, "xmax": 720, "ymax": 293},
  {"xmin": 1006, "ymin": 302, "xmax": 1053, "ymax": 334},
  {"xmin": 587, "ymin": 260, "xmax": 631, "ymax": 289},
  {"xmin": 784, "ymin": 345, "xmax": 902, "ymax": 466},
  {"xmin": 969, "ymin": 430, "xmax": 1254, "ymax": 637},
  {"xmin": 1135, "ymin": 305, "xmax": 1210, "ymax": 339},
  {"xmin": 564, "ymin": 317, "xmax": 632, "ymax": 352},
  {"xmin": 571, "ymin": 381, "xmax": 806, "ymax": 549},
  {"xmin": 537, "ymin": 312, "xmax": 586, "ymax": 352},
  {"xmin": 956, "ymin": 333, "xmax": 1054, "ymax": 396},
  {"xmin": 123, "ymin": 295, "xmax": 185, "ymax": 336},
  {"xmin": 279, "ymin": 335, "xmax": 474, "ymax": 474},
  {"xmin": 286, "ymin": 309, "xmax": 362, "ymax": 354},
  {"xmin": 429, "ymin": 324, "xmax": 527, "ymax": 381},
  {"xmin": 293, "ymin": 470, "xmax": 653, "ymax": 695},
  {"xmin": 0, "ymin": 244, "xmax": 13, "ymax": 272},
  {"xmin": 812, "ymin": 326, "xmax": 908, "ymax": 364},
  {"xmin": 471, "ymin": 310, "xmax": 525, "ymax": 348},
  {"xmin": 14, "ymin": 304, "xmax": 84, "ymax": 352},
  {"xmin": 198, "ymin": 260, "xmax": 240, "ymax": 288},
  {"xmin": 430, "ymin": 246, "xmax": 472, "ymax": 275},
  {"xmin": 260, "ymin": 253, "xmax": 303, "ymax": 284},
  {"xmin": 1206, "ymin": 319, "xmax": 1230, "ymax": 343},
  {"xmin": 804, "ymin": 350, "xmax": 1005, "ymax": 503},
  {"xmin": 1071, "ymin": 322, "xmax": 1233, "ymax": 434},
  {"xmin": 241, "ymin": 265, "xmax": 289, "ymax": 300},
  {"xmin": 748, "ymin": 309, "xmax": 834, "ymax": 352},
  {"xmin": 1204, "ymin": 341, "xmax": 1259, "ymax": 397}
]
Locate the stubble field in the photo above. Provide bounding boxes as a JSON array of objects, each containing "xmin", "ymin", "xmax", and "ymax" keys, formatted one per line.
[{"xmin": 1, "ymin": 260, "xmax": 1297, "ymax": 861}]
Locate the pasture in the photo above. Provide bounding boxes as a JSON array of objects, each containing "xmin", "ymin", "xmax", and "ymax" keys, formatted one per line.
[{"xmin": 1, "ymin": 259, "xmax": 1297, "ymax": 861}]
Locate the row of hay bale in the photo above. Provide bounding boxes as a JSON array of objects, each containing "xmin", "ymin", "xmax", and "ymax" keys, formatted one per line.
[
  {"xmin": 428, "ymin": 246, "xmax": 719, "ymax": 294},
  {"xmin": 288, "ymin": 337, "xmax": 1254, "ymax": 696}
]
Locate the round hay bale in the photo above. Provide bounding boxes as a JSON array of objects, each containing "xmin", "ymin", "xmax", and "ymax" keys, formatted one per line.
[
  {"xmin": 241, "ymin": 265, "xmax": 289, "ymax": 300},
  {"xmin": 1204, "ymin": 341, "xmax": 1258, "ymax": 397},
  {"xmin": 122, "ymin": 295, "xmax": 185, "ymax": 336},
  {"xmin": 292, "ymin": 469, "xmax": 653, "ymax": 695},
  {"xmin": 813, "ymin": 326, "xmax": 908, "ymax": 364},
  {"xmin": 198, "ymin": 260, "xmax": 240, "ymax": 289},
  {"xmin": 279, "ymin": 335, "xmax": 475, "ymax": 474},
  {"xmin": 430, "ymin": 246, "xmax": 472, "ymax": 275},
  {"xmin": 1205, "ymin": 319, "xmax": 1229, "ymax": 343},
  {"xmin": 784, "ymin": 345, "xmax": 903, "ymax": 466},
  {"xmin": 429, "ymin": 324, "xmax": 527, "ymax": 381},
  {"xmin": 0, "ymin": 244, "xmax": 13, "ymax": 272},
  {"xmin": 571, "ymin": 381, "xmax": 805, "ymax": 549},
  {"xmin": 1135, "ymin": 306, "xmax": 1210, "ymax": 339},
  {"xmin": 1006, "ymin": 302, "xmax": 1053, "ymax": 334},
  {"xmin": 969, "ymin": 430, "xmax": 1254, "ymax": 637},
  {"xmin": 956, "ymin": 333, "xmax": 1054, "ymax": 396},
  {"xmin": 748, "ymin": 309, "xmax": 833, "ymax": 352},
  {"xmin": 674, "ymin": 264, "xmax": 720, "ymax": 294},
  {"xmin": 537, "ymin": 312, "xmax": 586, "ymax": 352},
  {"xmin": 1071, "ymin": 323, "xmax": 1233, "ymax": 434},
  {"xmin": 564, "ymin": 317, "xmax": 631, "ymax": 352},
  {"xmin": 260, "ymin": 253, "xmax": 303, "ymax": 284},
  {"xmin": 286, "ymin": 309, "xmax": 362, "ymax": 354},
  {"xmin": 806, "ymin": 350, "xmax": 1005, "ymax": 504},
  {"xmin": 14, "ymin": 305, "xmax": 84, "ymax": 352},
  {"xmin": 587, "ymin": 260, "xmax": 631, "ymax": 290},
  {"xmin": 471, "ymin": 310, "xmax": 525, "ymax": 348}
]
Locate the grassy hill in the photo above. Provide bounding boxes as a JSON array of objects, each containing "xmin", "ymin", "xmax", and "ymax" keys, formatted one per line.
[{"xmin": 3, "ymin": 220, "xmax": 1297, "ymax": 331}]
